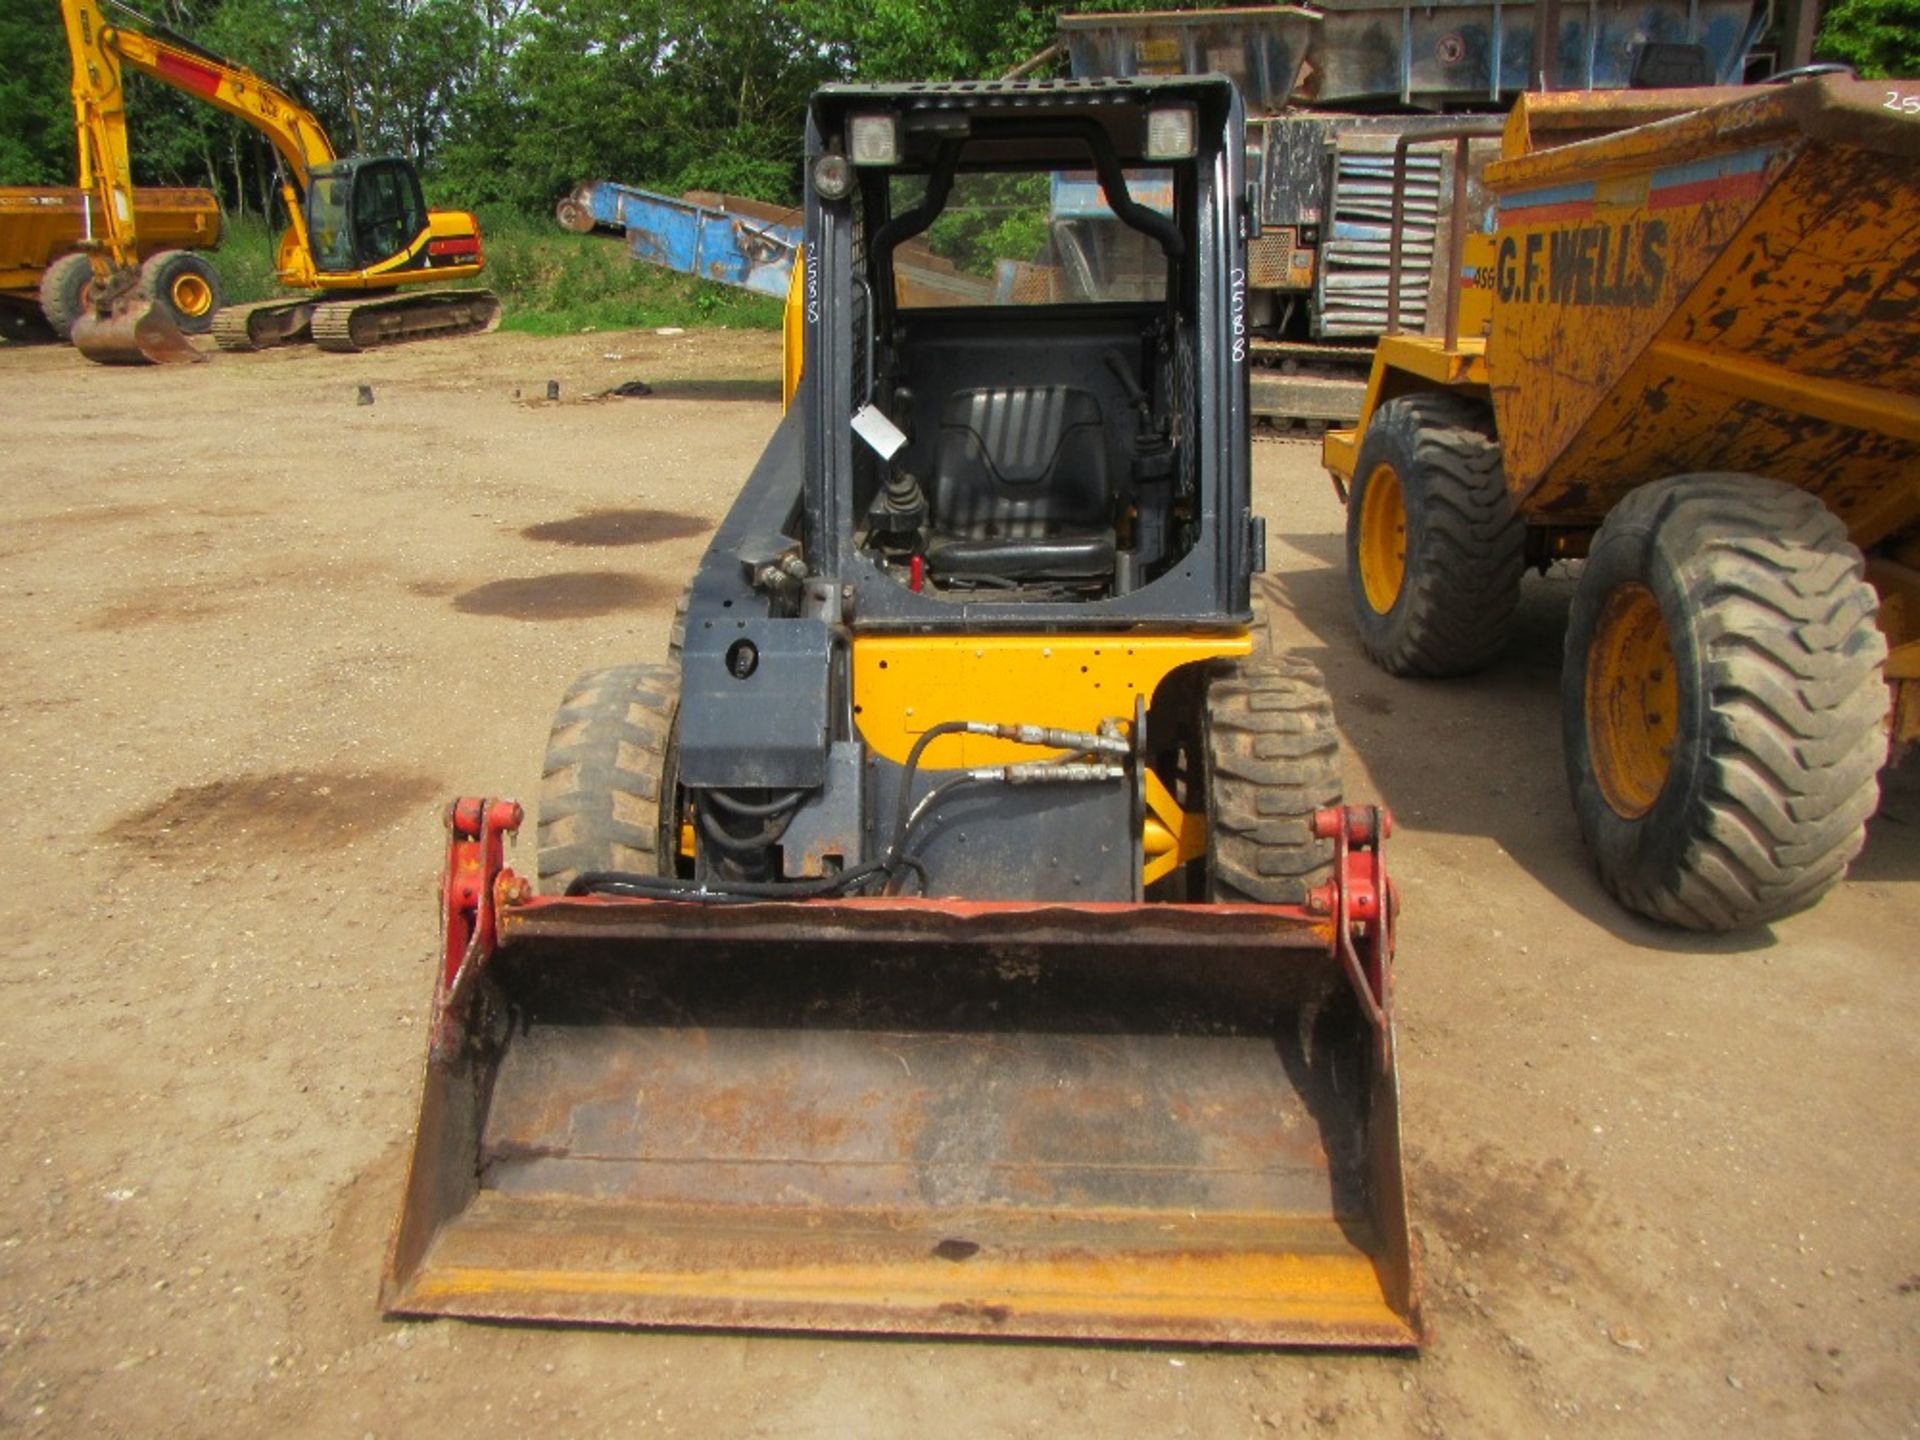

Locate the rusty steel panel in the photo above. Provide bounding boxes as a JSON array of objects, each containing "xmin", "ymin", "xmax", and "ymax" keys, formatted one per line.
[
  {"xmin": 1475, "ymin": 77, "xmax": 1920, "ymax": 539},
  {"xmin": 70, "ymin": 293, "xmax": 204, "ymax": 365},
  {"xmin": 385, "ymin": 897, "xmax": 1420, "ymax": 1347},
  {"xmin": 1059, "ymin": 1, "xmax": 1759, "ymax": 113}
]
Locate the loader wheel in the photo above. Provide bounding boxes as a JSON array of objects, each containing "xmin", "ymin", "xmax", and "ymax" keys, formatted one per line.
[
  {"xmin": 1563, "ymin": 475, "xmax": 1889, "ymax": 931},
  {"xmin": 1346, "ymin": 393, "xmax": 1523, "ymax": 677},
  {"xmin": 137, "ymin": 250, "xmax": 224, "ymax": 335},
  {"xmin": 1204, "ymin": 655, "xmax": 1343, "ymax": 905},
  {"xmin": 537, "ymin": 662, "xmax": 681, "ymax": 894},
  {"xmin": 38, "ymin": 253, "xmax": 97, "ymax": 340}
]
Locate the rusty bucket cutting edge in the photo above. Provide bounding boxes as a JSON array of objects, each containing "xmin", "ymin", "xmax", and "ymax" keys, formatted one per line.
[
  {"xmin": 71, "ymin": 299, "xmax": 204, "ymax": 365},
  {"xmin": 382, "ymin": 831, "xmax": 1421, "ymax": 1348}
]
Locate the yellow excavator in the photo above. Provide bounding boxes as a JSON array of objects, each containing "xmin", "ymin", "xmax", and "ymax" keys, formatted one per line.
[{"xmin": 59, "ymin": 0, "xmax": 500, "ymax": 363}]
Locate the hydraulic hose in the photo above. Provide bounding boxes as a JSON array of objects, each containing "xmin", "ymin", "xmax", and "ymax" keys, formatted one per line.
[{"xmin": 572, "ymin": 717, "xmax": 1133, "ymax": 903}]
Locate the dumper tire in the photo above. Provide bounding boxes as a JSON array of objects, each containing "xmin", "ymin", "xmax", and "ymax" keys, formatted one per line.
[
  {"xmin": 137, "ymin": 250, "xmax": 224, "ymax": 335},
  {"xmin": 1346, "ymin": 393, "xmax": 1523, "ymax": 677},
  {"xmin": 1563, "ymin": 474, "xmax": 1888, "ymax": 931},
  {"xmin": 38, "ymin": 253, "xmax": 97, "ymax": 340},
  {"xmin": 1204, "ymin": 655, "xmax": 1343, "ymax": 905},
  {"xmin": 537, "ymin": 662, "xmax": 681, "ymax": 895}
]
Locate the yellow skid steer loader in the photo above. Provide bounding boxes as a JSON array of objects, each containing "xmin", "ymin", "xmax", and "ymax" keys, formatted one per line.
[{"xmin": 386, "ymin": 78, "xmax": 1419, "ymax": 1347}]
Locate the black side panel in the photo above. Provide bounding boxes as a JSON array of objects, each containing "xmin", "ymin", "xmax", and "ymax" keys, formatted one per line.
[
  {"xmin": 865, "ymin": 754, "xmax": 1139, "ymax": 902},
  {"xmin": 676, "ymin": 398, "xmax": 833, "ymax": 789},
  {"xmin": 678, "ymin": 617, "xmax": 833, "ymax": 788},
  {"xmin": 682, "ymin": 394, "xmax": 807, "ymax": 621}
]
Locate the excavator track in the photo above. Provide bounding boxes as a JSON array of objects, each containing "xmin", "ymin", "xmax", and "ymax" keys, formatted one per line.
[
  {"xmin": 211, "ymin": 298, "xmax": 316, "ymax": 352},
  {"xmin": 310, "ymin": 288, "xmax": 501, "ymax": 352}
]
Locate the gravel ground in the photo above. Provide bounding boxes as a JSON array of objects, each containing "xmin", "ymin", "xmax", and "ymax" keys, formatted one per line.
[{"xmin": 0, "ymin": 325, "xmax": 1914, "ymax": 1438}]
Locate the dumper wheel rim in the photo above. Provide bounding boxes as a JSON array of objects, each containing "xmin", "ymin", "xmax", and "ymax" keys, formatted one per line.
[
  {"xmin": 38, "ymin": 253, "xmax": 97, "ymax": 341},
  {"xmin": 168, "ymin": 272, "xmax": 215, "ymax": 319},
  {"xmin": 1584, "ymin": 582, "xmax": 1678, "ymax": 819},
  {"xmin": 1345, "ymin": 393, "xmax": 1522, "ymax": 677},
  {"xmin": 1355, "ymin": 461, "xmax": 1408, "ymax": 614},
  {"xmin": 1203, "ymin": 655, "xmax": 1343, "ymax": 906},
  {"xmin": 537, "ymin": 662, "xmax": 681, "ymax": 895},
  {"xmin": 137, "ymin": 250, "xmax": 225, "ymax": 335},
  {"xmin": 1563, "ymin": 474, "xmax": 1889, "ymax": 931}
]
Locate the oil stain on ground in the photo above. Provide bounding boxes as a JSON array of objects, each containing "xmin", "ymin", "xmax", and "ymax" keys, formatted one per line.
[
  {"xmin": 106, "ymin": 768, "xmax": 443, "ymax": 857},
  {"xmin": 452, "ymin": 571, "xmax": 666, "ymax": 620},
  {"xmin": 82, "ymin": 593, "xmax": 235, "ymax": 632},
  {"xmin": 520, "ymin": 508, "xmax": 710, "ymax": 547}
]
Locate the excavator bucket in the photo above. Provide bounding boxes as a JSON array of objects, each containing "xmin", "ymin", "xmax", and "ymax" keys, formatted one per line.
[
  {"xmin": 71, "ymin": 295, "xmax": 203, "ymax": 365},
  {"xmin": 383, "ymin": 800, "xmax": 1421, "ymax": 1347}
]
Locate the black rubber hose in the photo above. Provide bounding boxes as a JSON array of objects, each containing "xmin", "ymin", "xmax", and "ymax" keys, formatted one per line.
[
  {"xmin": 886, "ymin": 720, "xmax": 976, "ymax": 870},
  {"xmin": 884, "ymin": 773, "xmax": 981, "ymax": 894},
  {"xmin": 704, "ymin": 788, "xmax": 807, "ymax": 818},
  {"xmin": 568, "ymin": 860, "xmax": 892, "ymax": 902},
  {"xmin": 695, "ymin": 788, "xmax": 807, "ymax": 855},
  {"xmin": 572, "ymin": 722, "xmax": 972, "ymax": 902},
  {"xmin": 695, "ymin": 803, "xmax": 786, "ymax": 852}
]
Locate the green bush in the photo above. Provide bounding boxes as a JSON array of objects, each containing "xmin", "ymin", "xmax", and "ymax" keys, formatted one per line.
[
  {"xmin": 209, "ymin": 213, "xmax": 285, "ymax": 306},
  {"xmin": 207, "ymin": 207, "xmax": 783, "ymax": 334}
]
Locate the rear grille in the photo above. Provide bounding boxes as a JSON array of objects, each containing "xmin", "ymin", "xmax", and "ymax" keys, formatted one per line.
[{"xmin": 1314, "ymin": 149, "xmax": 1440, "ymax": 338}]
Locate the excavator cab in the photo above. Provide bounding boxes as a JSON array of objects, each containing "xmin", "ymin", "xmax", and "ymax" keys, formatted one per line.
[{"xmin": 305, "ymin": 156, "xmax": 429, "ymax": 275}]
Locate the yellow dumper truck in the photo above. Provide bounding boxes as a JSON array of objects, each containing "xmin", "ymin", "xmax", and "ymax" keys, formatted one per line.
[
  {"xmin": 0, "ymin": 184, "xmax": 220, "ymax": 342},
  {"xmin": 1325, "ymin": 74, "xmax": 1917, "ymax": 931}
]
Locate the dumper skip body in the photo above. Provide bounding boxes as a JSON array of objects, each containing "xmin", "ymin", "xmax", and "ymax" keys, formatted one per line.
[{"xmin": 1327, "ymin": 76, "xmax": 1916, "ymax": 930}]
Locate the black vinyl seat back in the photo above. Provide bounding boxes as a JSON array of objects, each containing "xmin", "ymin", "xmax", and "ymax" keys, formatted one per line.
[{"xmin": 926, "ymin": 386, "xmax": 1116, "ymax": 579}]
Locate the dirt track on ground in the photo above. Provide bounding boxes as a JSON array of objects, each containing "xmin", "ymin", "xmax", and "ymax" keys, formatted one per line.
[{"xmin": 0, "ymin": 326, "xmax": 1914, "ymax": 1437}]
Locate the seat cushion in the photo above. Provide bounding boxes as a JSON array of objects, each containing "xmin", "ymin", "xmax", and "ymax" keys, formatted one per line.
[
  {"xmin": 930, "ymin": 386, "xmax": 1111, "ymax": 539},
  {"xmin": 925, "ymin": 531, "xmax": 1117, "ymax": 580},
  {"xmin": 923, "ymin": 385, "xmax": 1115, "ymax": 581}
]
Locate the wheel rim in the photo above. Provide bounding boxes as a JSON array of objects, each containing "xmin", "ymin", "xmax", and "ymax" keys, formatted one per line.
[
  {"xmin": 1586, "ymin": 582, "xmax": 1678, "ymax": 819},
  {"xmin": 1357, "ymin": 462, "xmax": 1407, "ymax": 614},
  {"xmin": 169, "ymin": 273, "xmax": 215, "ymax": 318}
]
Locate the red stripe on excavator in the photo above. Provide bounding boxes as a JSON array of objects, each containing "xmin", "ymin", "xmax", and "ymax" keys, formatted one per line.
[
  {"xmin": 429, "ymin": 237, "xmax": 481, "ymax": 257},
  {"xmin": 155, "ymin": 50, "xmax": 222, "ymax": 97}
]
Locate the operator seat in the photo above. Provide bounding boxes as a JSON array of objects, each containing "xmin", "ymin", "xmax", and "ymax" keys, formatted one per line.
[{"xmin": 924, "ymin": 386, "xmax": 1116, "ymax": 581}]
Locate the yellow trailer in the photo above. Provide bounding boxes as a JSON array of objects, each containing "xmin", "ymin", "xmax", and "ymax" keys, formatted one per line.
[
  {"xmin": 1324, "ymin": 74, "xmax": 1918, "ymax": 930},
  {"xmin": 0, "ymin": 184, "xmax": 220, "ymax": 342}
]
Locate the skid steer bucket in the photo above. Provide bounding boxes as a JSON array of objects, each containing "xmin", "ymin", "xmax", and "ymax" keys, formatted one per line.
[
  {"xmin": 71, "ymin": 294, "xmax": 202, "ymax": 365},
  {"xmin": 384, "ymin": 800, "xmax": 1421, "ymax": 1347}
]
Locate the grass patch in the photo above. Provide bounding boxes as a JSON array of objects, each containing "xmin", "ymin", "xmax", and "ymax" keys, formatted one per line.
[
  {"xmin": 207, "ymin": 214, "xmax": 284, "ymax": 307},
  {"xmin": 209, "ymin": 208, "xmax": 782, "ymax": 334}
]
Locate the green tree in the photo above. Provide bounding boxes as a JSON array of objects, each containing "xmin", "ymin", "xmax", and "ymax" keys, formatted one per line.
[
  {"xmin": 788, "ymin": 0, "xmax": 1055, "ymax": 81},
  {"xmin": 0, "ymin": 0, "xmax": 78, "ymax": 184},
  {"xmin": 463, "ymin": 0, "xmax": 839, "ymax": 214},
  {"xmin": 1816, "ymin": 0, "xmax": 1920, "ymax": 76},
  {"xmin": 785, "ymin": 0, "xmax": 1181, "ymax": 85}
]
